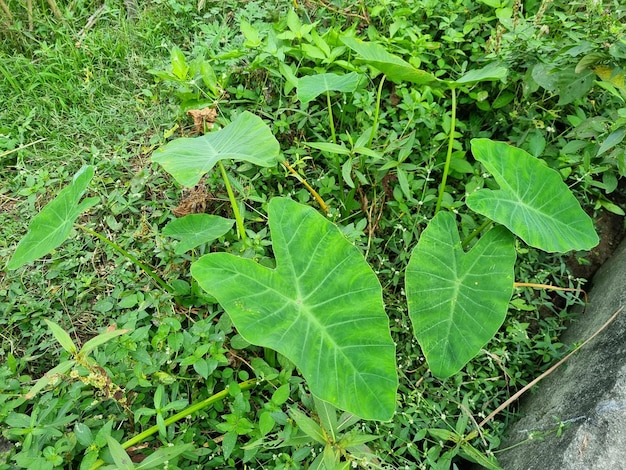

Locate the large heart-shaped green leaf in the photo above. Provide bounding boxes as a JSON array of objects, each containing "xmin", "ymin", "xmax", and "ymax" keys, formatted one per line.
[
  {"xmin": 466, "ymin": 139, "xmax": 599, "ymax": 252},
  {"xmin": 162, "ymin": 214, "xmax": 234, "ymax": 254},
  {"xmin": 152, "ymin": 111, "xmax": 280, "ymax": 187},
  {"xmin": 297, "ymin": 72, "xmax": 361, "ymax": 104},
  {"xmin": 7, "ymin": 165, "xmax": 99, "ymax": 270},
  {"xmin": 406, "ymin": 212, "xmax": 516, "ymax": 379},
  {"xmin": 341, "ymin": 37, "xmax": 440, "ymax": 85},
  {"xmin": 191, "ymin": 197, "xmax": 398, "ymax": 420}
]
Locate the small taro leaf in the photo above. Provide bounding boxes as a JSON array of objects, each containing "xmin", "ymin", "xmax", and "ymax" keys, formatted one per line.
[
  {"xmin": 406, "ymin": 212, "xmax": 516, "ymax": 379},
  {"xmin": 341, "ymin": 36, "xmax": 439, "ymax": 85},
  {"xmin": 152, "ymin": 111, "xmax": 280, "ymax": 187},
  {"xmin": 297, "ymin": 72, "xmax": 361, "ymax": 104},
  {"xmin": 454, "ymin": 64, "xmax": 508, "ymax": 85},
  {"xmin": 162, "ymin": 214, "xmax": 235, "ymax": 254},
  {"xmin": 191, "ymin": 197, "xmax": 398, "ymax": 420},
  {"xmin": 466, "ymin": 139, "xmax": 599, "ymax": 252},
  {"xmin": 7, "ymin": 165, "xmax": 99, "ymax": 270}
]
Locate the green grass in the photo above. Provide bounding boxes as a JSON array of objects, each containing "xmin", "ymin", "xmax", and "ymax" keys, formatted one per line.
[{"xmin": 1, "ymin": 0, "xmax": 624, "ymax": 468}]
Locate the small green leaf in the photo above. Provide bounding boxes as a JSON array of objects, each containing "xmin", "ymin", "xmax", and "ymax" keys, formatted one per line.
[
  {"xmin": 297, "ymin": 72, "xmax": 361, "ymax": 104},
  {"xmin": 79, "ymin": 327, "xmax": 130, "ymax": 358},
  {"xmin": 455, "ymin": 63, "xmax": 508, "ymax": 85},
  {"xmin": 7, "ymin": 165, "xmax": 99, "ymax": 270},
  {"xmin": 74, "ymin": 423, "xmax": 93, "ymax": 447},
  {"xmin": 152, "ymin": 111, "xmax": 280, "ymax": 187},
  {"xmin": 45, "ymin": 320, "xmax": 77, "ymax": 354},
  {"xmin": 289, "ymin": 407, "xmax": 327, "ymax": 445},
  {"xmin": 307, "ymin": 142, "xmax": 352, "ymax": 155},
  {"xmin": 24, "ymin": 360, "xmax": 75, "ymax": 399},
  {"xmin": 341, "ymin": 36, "xmax": 440, "ymax": 85},
  {"xmin": 136, "ymin": 443, "xmax": 194, "ymax": 469},
  {"xmin": 162, "ymin": 214, "xmax": 234, "ymax": 254},
  {"xmin": 170, "ymin": 45, "xmax": 189, "ymax": 81},
  {"xmin": 106, "ymin": 436, "xmax": 134, "ymax": 470},
  {"xmin": 406, "ymin": 212, "xmax": 516, "ymax": 379},
  {"xmin": 466, "ymin": 139, "xmax": 599, "ymax": 252},
  {"xmin": 192, "ymin": 198, "xmax": 398, "ymax": 420}
]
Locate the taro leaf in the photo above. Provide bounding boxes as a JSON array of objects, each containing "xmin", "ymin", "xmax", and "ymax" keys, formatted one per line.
[
  {"xmin": 341, "ymin": 36, "xmax": 440, "ymax": 85},
  {"xmin": 191, "ymin": 197, "xmax": 397, "ymax": 420},
  {"xmin": 7, "ymin": 165, "xmax": 99, "ymax": 270},
  {"xmin": 162, "ymin": 214, "xmax": 234, "ymax": 254},
  {"xmin": 466, "ymin": 139, "xmax": 599, "ymax": 252},
  {"xmin": 152, "ymin": 111, "xmax": 280, "ymax": 187},
  {"xmin": 297, "ymin": 72, "xmax": 361, "ymax": 104},
  {"xmin": 406, "ymin": 212, "xmax": 516, "ymax": 379}
]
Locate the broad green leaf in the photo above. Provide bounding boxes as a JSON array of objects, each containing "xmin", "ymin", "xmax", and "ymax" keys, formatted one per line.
[
  {"xmin": 152, "ymin": 111, "xmax": 280, "ymax": 187},
  {"xmin": 162, "ymin": 214, "xmax": 235, "ymax": 254},
  {"xmin": 297, "ymin": 72, "xmax": 361, "ymax": 104},
  {"xmin": 455, "ymin": 63, "xmax": 508, "ymax": 85},
  {"xmin": 466, "ymin": 139, "xmax": 599, "ymax": 252},
  {"xmin": 170, "ymin": 45, "xmax": 189, "ymax": 81},
  {"xmin": 45, "ymin": 320, "xmax": 77, "ymax": 354},
  {"xmin": 406, "ymin": 212, "xmax": 516, "ymax": 379},
  {"xmin": 341, "ymin": 36, "xmax": 440, "ymax": 85},
  {"xmin": 7, "ymin": 165, "xmax": 99, "ymax": 270},
  {"xmin": 191, "ymin": 197, "xmax": 397, "ymax": 420},
  {"xmin": 289, "ymin": 407, "xmax": 327, "ymax": 445}
]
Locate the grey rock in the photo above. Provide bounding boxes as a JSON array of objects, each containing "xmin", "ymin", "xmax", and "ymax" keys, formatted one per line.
[{"xmin": 493, "ymin": 237, "xmax": 626, "ymax": 470}]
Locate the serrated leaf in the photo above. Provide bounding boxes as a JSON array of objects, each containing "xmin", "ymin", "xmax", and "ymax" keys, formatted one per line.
[
  {"xmin": 406, "ymin": 212, "xmax": 516, "ymax": 379},
  {"xmin": 297, "ymin": 72, "xmax": 361, "ymax": 104},
  {"xmin": 191, "ymin": 198, "xmax": 398, "ymax": 420},
  {"xmin": 466, "ymin": 139, "xmax": 599, "ymax": 252},
  {"xmin": 7, "ymin": 165, "xmax": 99, "ymax": 270},
  {"xmin": 341, "ymin": 36, "xmax": 440, "ymax": 85},
  {"xmin": 163, "ymin": 214, "xmax": 235, "ymax": 254},
  {"xmin": 152, "ymin": 111, "xmax": 280, "ymax": 187}
]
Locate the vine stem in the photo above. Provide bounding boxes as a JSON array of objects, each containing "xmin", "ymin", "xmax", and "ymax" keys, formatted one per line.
[
  {"xmin": 75, "ymin": 224, "xmax": 174, "ymax": 294},
  {"xmin": 89, "ymin": 379, "xmax": 259, "ymax": 470},
  {"xmin": 281, "ymin": 160, "xmax": 328, "ymax": 213},
  {"xmin": 435, "ymin": 88, "xmax": 457, "ymax": 214},
  {"xmin": 218, "ymin": 160, "xmax": 246, "ymax": 242}
]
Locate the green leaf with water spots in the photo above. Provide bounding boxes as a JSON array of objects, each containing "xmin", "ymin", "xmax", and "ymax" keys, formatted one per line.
[
  {"xmin": 191, "ymin": 197, "xmax": 397, "ymax": 420},
  {"xmin": 466, "ymin": 139, "xmax": 599, "ymax": 252},
  {"xmin": 162, "ymin": 214, "xmax": 234, "ymax": 254},
  {"xmin": 7, "ymin": 165, "xmax": 99, "ymax": 270},
  {"xmin": 152, "ymin": 111, "xmax": 280, "ymax": 187},
  {"xmin": 406, "ymin": 211, "xmax": 516, "ymax": 379}
]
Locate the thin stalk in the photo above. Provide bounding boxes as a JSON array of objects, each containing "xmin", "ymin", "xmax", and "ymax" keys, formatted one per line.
[
  {"xmin": 368, "ymin": 75, "xmax": 386, "ymax": 148},
  {"xmin": 282, "ymin": 160, "xmax": 328, "ymax": 213},
  {"xmin": 326, "ymin": 90, "xmax": 337, "ymax": 144},
  {"xmin": 89, "ymin": 379, "xmax": 259, "ymax": 470},
  {"xmin": 76, "ymin": 224, "xmax": 174, "ymax": 294},
  {"xmin": 434, "ymin": 88, "xmax": 457, "ymax": 214},
  {"xmin": 218, "ymin": 160, "xmax": 246, "ymax": 242},
  {"xmin": 461, "ymin": 219, "xmax": 492, "ymax": 248}
]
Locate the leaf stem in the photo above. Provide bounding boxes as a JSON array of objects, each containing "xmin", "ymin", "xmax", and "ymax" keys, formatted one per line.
[
  {"xmin": 460, "ymin": 219, "xmax": 492, "ymax": 248},
  {"xmin": 89, "ymin": 379, "xmax": 259, "ymax": 470},
  {"xmin": 218, "ymin": 160, "xmax": 246, "ymax": 242},
  {"xmin": 326, "ymin": 90, "xmax": 337, "ymax": 144},
  {"xmin": 75, "ymin": 224, "xmax": 174, "ymax": 293},
  {"xmin": 435, "ymin": 88, "xmax": 457, "ymax": 214},
  {"xmin": 282, "ymin": 160, "xmax": 328, "ymax": 213},
  {"xmin": 368, "ymin": 75, "xmax": 385, "ymax": 148}
]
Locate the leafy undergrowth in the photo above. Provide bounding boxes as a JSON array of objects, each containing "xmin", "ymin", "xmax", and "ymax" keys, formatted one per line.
[{"xmin": 0, "ymin": 0, "xmax": 625, "ymax": 469}]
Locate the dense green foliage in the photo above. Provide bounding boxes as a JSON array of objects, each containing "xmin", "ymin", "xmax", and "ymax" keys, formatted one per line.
[{"xmin": 1, "ymin": 0, "xmax": 624, "ymax": 468}]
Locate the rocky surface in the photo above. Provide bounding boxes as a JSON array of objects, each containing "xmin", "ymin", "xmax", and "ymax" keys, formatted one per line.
[{"xmin": 493, "ymin": 237, "xmax": 626, "ymax": 470}]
